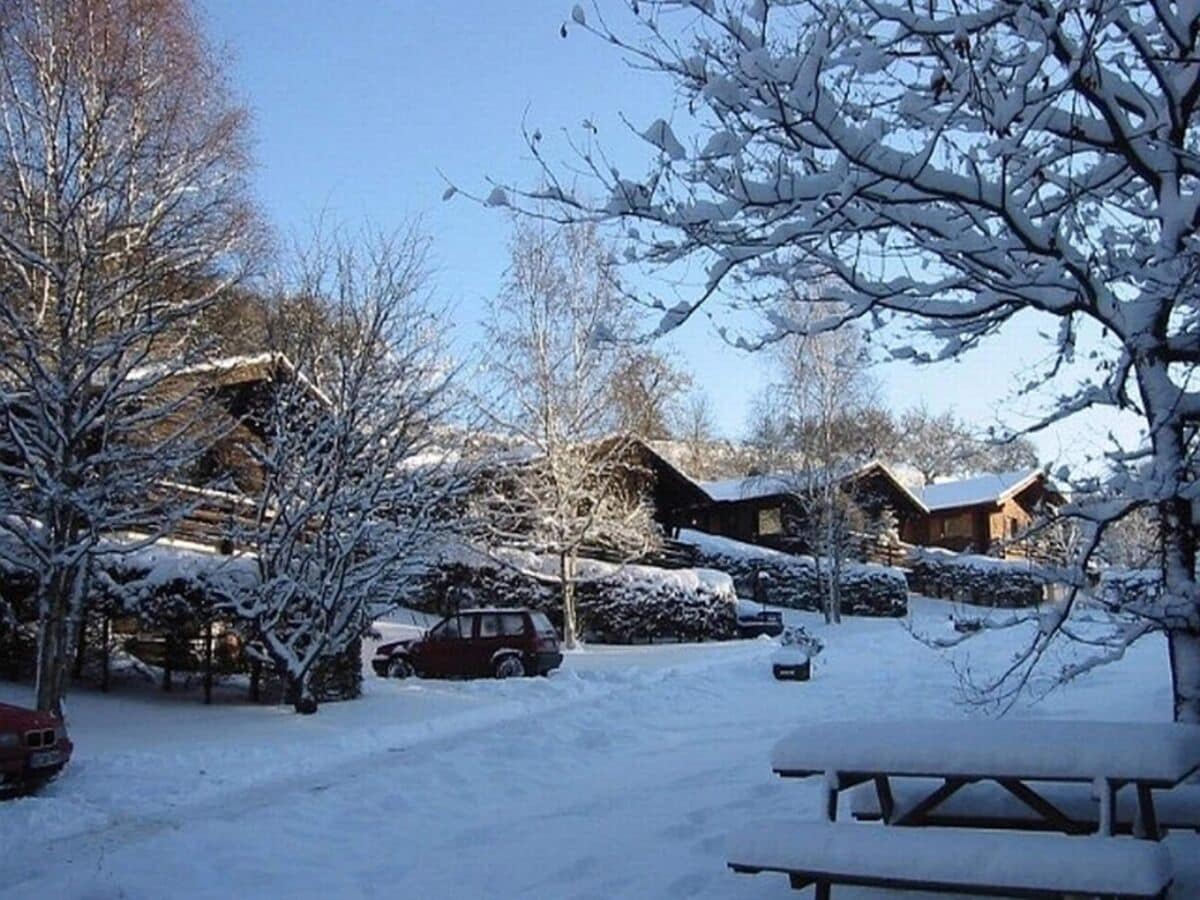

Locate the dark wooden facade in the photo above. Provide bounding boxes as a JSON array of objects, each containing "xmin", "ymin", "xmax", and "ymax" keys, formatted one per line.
[
  {"xmin": 665, "ymin": 462, "xmax": 927, "ymax": 556},
  {"xmin": 902, "ymin": 472, "xmax": 1061, "ymax": 557}
]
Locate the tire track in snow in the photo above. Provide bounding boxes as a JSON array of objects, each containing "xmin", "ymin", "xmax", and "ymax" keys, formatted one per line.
[{"xmin": 0, "ymin": 642, "xmax": 773, "ymax": 895}]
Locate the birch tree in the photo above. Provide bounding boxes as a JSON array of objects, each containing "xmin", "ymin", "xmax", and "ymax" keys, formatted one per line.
[
  {"xmin": 228, "ymin": 227, "xmax": 462, "ymax": 713},
  {"xmin": 475, "ymin": 221, "xmax": 655, "ymax": 648},
  {"xmin": 483, "ymin": 0, "xmax": 1200, "ymax": 721},
  {"xmin": 750, "ymin": 311, "xmax": 879, "ymax": 622},
  {"xmin": 0, "ymin": 0, "xmax": 255, "ymax": 713}
]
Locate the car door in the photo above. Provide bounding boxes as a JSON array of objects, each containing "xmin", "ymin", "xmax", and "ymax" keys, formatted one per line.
[{"xmin": 419, "ymin": 616, "xmax": 466, "ymax": 677}]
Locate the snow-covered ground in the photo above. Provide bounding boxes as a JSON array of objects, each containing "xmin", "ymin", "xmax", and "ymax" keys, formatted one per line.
[{"xmin": 0, "ymin": 598, "xmax": 1195, "ymax": 899}]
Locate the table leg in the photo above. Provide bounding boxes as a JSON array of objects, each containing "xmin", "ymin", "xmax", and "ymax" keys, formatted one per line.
[
  {"xmin": 814, "ymin": 880, "xmax": 831, "ymax": 900},
  {"xmin": 1095, "ymin": 778, "xmax": 1116, "ymax": 836},
  {"xmin": 874, "ymin": 775, "xmax": 895, "ymax": 824},
  {"xmin": 1135, "ymin": 784, "xmax": 1160, "ymax": 839},
  {"xmin": 823, "ymin": 770, "xmax": 839, "ymax": 822}
]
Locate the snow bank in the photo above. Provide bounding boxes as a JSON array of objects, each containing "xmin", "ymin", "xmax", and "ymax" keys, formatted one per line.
[{"xmin": 679, "ymin": 529, "xmax": 907, "ymax": 617}]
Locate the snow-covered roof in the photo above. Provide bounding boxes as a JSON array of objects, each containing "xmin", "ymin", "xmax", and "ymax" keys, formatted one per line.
[
  {"xmin": 917, "ymin": 470, "xmax": 1042, "ymax": 512},
  {"xmin": 125, "ymin": 351, "xmax": 334, "ymax": 409},
  {"xmin": 701, "ymin": 472, "xmax": 796, "ymax": 502},
  {"xmin": 699, "ymin": 460, "xmax": 928, "ymax": 512}
]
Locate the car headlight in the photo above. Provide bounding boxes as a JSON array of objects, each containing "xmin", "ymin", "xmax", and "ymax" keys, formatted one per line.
[
  {"xmin": 0, "ymin": 732, "xmax": 19, "ymax": 749},
  {"xmin": 54, "ymin": 725, "xmax": 67, "ymax": 742}
]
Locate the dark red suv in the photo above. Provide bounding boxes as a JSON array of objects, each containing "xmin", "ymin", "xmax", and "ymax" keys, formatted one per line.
[
  {"xmin": 372, "ymin": 608, "xmax": 563, "ymax": 680},
  {"xmin": 0, "ymin": 702, "xmax": 73, "ymax": 797}
]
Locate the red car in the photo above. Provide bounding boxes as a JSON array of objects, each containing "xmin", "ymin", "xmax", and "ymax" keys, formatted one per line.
[
  {"xmin": 372, "ymin": 608, "xmax": 563, "ymax": 680},
  {"xmin": 0, "ymin": 701, "xmax": 72, "ymax": 797}
]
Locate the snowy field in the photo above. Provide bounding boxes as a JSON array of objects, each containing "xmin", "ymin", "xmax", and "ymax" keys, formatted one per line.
[{"xmin": 1, "ymin": 598, "xmax": 1196, "ymax": 900}]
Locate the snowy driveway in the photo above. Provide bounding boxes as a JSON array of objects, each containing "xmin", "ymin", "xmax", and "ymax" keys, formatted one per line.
[{"xmin": 1, "ymin": 601, "xmax": 1195, "ymax": 899}]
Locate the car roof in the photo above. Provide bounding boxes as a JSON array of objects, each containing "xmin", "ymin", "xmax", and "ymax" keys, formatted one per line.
[{"xmin": 454, "ymin": 607, "xmax": 535, "ymax": 615}]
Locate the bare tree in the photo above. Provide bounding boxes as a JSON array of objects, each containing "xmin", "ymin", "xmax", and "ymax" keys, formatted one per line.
[
  {"xmin": 228, "ymin": 226, "xmax": 462, "ymax": 713},
  {"xmin": 750, "ymin": 310, "xmax": 880, "ymax": 622},
  {"xmin": 0, "ymin": 0, "xmax": 256, "ymax": 712},
  {"xmin": 673, "ymin": 390, "xmax": 718, "ymax": 476},
  {"xmin": 482, "ymin": 0, "xmax": 1200, "ymax": 720},
  {"xmin": 901, "ymin": 406, "xmax": 1039, "ymax": 484},
  {"xmin": 609, "ymin": 346, "xmax": 692, "ymax": 439},
  {"xmin": 474, "ymin": 220, "xmax": 656, "ymax": 648}
]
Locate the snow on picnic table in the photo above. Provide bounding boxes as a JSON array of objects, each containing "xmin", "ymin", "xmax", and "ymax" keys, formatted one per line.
[{"xmin": 0, "ymin": 598, "xmax": 1195, "ymax": 900}]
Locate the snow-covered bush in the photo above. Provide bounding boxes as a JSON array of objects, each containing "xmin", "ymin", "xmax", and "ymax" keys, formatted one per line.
[
  {"xmin": 906, "ymin": 550, "xmax": 1047, "ymax": 608},
  {"xmin": 778, "ymin": 625, "xmax": 824, "ymax": 660},
  {"xmin": 417, "ymin": 548, "xmax": 738, "ymax": 643},
  {"xmin": 0, "ymin": 536, "xmax": 363, "ymax": 701},
  {"xmin": 679, "ymin": 529, "xmax": 907, "ymax": 617},
  {"xmin": 1097, "ymin": 568, "xmax": 1161, "ymax": 611}
]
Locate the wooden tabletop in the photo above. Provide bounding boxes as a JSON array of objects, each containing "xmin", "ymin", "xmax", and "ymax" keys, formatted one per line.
[{"xmin": 772, "ymin": 720, "xmax": 1200, "ymax": 786}]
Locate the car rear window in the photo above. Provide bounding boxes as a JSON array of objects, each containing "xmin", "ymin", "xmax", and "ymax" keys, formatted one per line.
[{"xmin": 530, "ymin": 612, "xmax": 556, "ymax": 635}]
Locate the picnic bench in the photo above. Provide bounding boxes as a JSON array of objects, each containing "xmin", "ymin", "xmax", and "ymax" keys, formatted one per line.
[
  {"xmin": 727, "ymin": 720, "xmax": 1200, "ymax": 899},
  {"xmin": 849, "ymin": 779, "xmax": 1200, "ymax": 835}
]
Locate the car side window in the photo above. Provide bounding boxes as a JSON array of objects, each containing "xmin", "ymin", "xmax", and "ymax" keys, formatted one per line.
[
  {"xmin": 431, "ymin": 616, "xmax": 469, "ymax": 640},
  {"xmin": 478, "ymin": 614, "xmax": 501, "ymax": 638},
  {"xmin": 499, "ymin": 613, "xmax": 526, "ymax": 636}
]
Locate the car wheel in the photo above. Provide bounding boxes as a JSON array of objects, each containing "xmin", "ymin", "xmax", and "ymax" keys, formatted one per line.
[
  {"xmin": 493, "ymin": 655, "xmax": 525, "ymax": 679},
  {"xmin": 387, "ymin": 656, "xmax": 415, "ymax": 679}
]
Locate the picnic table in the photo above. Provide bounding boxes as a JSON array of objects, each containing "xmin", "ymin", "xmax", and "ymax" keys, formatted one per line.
[{"xmin": 728, "ymin": 719, "xmax": 1200, "ymax": 899}]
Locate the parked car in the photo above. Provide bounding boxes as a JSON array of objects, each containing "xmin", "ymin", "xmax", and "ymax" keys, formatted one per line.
[
  {"xmin": 372, "ymin": 608, "xmax": 563, "ymax": 680},
  {"xmin": 0, "ymin": 702, "xmax": 73, "ymax": 797},
  {"xmin": 735, "ymin": 599, "xmax": 785, "ymax": 638}
]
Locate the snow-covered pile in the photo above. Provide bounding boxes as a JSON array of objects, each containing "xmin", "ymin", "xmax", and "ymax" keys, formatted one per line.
[
  {"xmin": 418, "ymin": 547, "xmax": 738, "ymax": 643},
  {"xmin": 679, "ymin": 529, "xmax": 907, "ymax": 617},
  {"xmin": 907, "ymin": 548, "xmax": 1046, "ymax": 607}
]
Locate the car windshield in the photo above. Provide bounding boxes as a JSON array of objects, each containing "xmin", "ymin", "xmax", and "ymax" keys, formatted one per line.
[{"xmin": 530, "ymin": 612, "xmax": 556, "ymax": 635}]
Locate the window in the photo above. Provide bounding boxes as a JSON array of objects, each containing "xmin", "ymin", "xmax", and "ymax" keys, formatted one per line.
[
  {"xmin": 757, "ymin": 506, "xmax": 783, "ymax": 535},
  {"xmin": 499, "ymin": 613, "xmax": 527, "ymax": 636},
  {"xmin": 431, "ymin": 615, "xmax": 471, "ymax": 640},
  {"xmin": 478, "ymin": 614, "xmax": 501, "ymax": 638},
  {"xmin": 529, "ymin": 612, "xmax": 557, "ymax": 635},
  {"xmin": 939, "ymin": 512, "xmax": 973, "ymax": 538}
]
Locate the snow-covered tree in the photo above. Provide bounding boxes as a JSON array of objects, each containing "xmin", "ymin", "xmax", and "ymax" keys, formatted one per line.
[
  {"xmin": 229, "ymin": 227, "xmax": 462, "ymax": 713},
  {"xmin": 484, "ymin": 0, "xmax": 1200, "ymax": 721},
  {"xmin": 0, "ymin": 0, "xmax": 255, "ymax": 713},
  {"xmin": 475, "ymin": 220, "xmax": 656, "ymax": 647}
]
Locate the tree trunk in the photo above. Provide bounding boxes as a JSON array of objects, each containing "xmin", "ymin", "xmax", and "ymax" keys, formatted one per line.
[
  {"xmin": 203, "ymin": 621, "xmax": 214, "ymax": 706},
  {"xmin": 34, "ymin": 560, "xmax": 82, "ymax": 715},
  {"xmin": 289, "ymin": 671, "xmax": 318, "ymax": 715},
  {"xmin": 560, "ymin": 552, "xmax": 578, "ymax": 649},
  {"xmin": 1160, "ymin": 494, "xmax": 1200, "ymax": 723}
]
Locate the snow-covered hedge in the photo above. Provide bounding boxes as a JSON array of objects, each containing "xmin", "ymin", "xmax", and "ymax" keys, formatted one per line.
[
  {"xmin": 906, "ymin": 549, "xmax": 1047, "ymax": 608},
  {"xmin": 1097, "ymin": 567, "xmax": 1161, "ymax": 611},
  {"xmin": 0, "ymin": 539, "xmax": 361, "ymax": 701},
  {"xmin": 417, "ymin": 548, "xmax": 738, "ymax": 643},
  {"xmin": 679, "ymin": 529, "xmax": 908, "ymax": 617}
]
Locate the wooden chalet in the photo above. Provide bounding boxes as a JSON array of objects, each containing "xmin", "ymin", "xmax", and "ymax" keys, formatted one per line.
[
  {"xmin": 904, "ymin": 469, "xmax": 1063, "ymax": 558},
  {"xmin": 656, "ymin": 460, "xmax": 927, "ymax": 557}
]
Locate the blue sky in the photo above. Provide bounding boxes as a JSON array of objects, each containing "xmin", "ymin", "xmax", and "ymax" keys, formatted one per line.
[{"xmin": 197, "ymin": 1, "xmax": 1138, "ymax": 470}]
